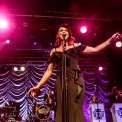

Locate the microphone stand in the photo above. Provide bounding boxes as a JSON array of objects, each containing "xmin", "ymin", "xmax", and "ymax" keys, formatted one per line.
[
  {"xmin": 61, "ymin": 36, "xmax": 68, "ymax": 122},
  {"xmin": 95, "ymin": 74, "xmax": 100, "ymax": 122}
]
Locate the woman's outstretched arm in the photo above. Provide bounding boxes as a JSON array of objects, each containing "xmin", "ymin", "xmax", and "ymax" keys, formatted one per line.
[
  {"xmin": 28, "ymin": 49, "xmax": 55, "ymax": 96},
  {"xmin": 82, "ymin": 32, "xmax": 121, "ymax": 54}
]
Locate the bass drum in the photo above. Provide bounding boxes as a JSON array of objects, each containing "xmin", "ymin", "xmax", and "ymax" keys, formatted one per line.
[
  {"xmin": 6, "ymin": 118, "xmax": 16, "ymax": 122},
  {"xmin": 36, "ymin": 105, "xmax": 50, "ymax": 121}
]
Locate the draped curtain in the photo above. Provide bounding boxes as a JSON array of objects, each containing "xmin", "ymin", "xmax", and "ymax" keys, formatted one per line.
[{"xmin": 0, "ymin": 62, "xmax": 111, "ymax": 122}]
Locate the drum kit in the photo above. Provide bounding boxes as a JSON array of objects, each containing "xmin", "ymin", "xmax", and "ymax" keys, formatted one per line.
[
  {"xmin": 0, "ymin": 90, "xmax": 55, "ymax": 122},
  {"xmin": 0, "ymin": 101, "xmax": 21, "ymax": 122},
  {"xmin": 28, "ymin": 89, "xmax": 55, "ymax": 122}
]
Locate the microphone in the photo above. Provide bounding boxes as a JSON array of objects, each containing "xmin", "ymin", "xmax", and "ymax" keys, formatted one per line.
[
  {"xmin": 62, "ymin": 34, "xmax": 66, "ymax": 39},
  {"xmin": 113, "ymin": 33, "xmax": 122, "ymax": 41}
]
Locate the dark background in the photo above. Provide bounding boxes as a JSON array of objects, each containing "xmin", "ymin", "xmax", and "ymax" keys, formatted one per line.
[{"xmin": 0, "ymin": 0, "xmax": 122, "ymax": 89}]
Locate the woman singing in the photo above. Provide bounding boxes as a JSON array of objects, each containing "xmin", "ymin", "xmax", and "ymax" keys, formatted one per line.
[{"xmin": 28, "ymin": 23, "xmax": 120, "ymax": 122}]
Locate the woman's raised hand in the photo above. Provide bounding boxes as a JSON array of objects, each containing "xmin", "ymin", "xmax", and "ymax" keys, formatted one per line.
[{"xmin": 110, "ymin": 32, "xmax": 121, "ymax": 42}]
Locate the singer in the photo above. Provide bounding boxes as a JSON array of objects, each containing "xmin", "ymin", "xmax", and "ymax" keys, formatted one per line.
[{"xmin": 28, "ymin": 23, "xmax": 121, "ymax": 122}]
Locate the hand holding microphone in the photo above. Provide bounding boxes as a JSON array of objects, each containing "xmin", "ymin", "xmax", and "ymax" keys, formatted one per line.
[{"xmin": 111, "ymin": 32, "xmax": 122, "ymax": 42}]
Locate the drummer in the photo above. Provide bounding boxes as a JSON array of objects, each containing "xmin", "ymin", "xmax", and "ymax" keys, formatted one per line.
[{"xmin": 44, "ymin": 89, "xmax": 55, "ymax": 109}]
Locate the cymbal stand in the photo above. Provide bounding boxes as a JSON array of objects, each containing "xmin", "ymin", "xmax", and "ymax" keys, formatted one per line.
[
  {"xmin": 26, "ymin": 96, "xmax": 38, "ymax": 122},
  {"xmin": 94, "ymin": 73, "xmax": 101, "ymax": 122}
]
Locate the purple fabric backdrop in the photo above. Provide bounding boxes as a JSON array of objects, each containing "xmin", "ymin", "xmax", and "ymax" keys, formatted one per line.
[{"xmin": 0, "ymin": 63, "xmax": 112, "ymax": 121}]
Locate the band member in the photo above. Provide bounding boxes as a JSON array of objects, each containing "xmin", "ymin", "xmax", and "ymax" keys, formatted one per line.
[
  {"xmin": 109, "ymin": 86, "xmax": 122, "ymax": 106},
  {"xmin": 89, "ymin": 94, "xmax": 97, "ymax": 103},
  {"xmin": 44, "ymin": 89, "xmax": 55, "ymax": 109}
]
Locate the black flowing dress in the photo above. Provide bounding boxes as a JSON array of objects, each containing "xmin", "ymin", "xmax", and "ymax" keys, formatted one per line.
[{"xmin": 48, "ymin": 45, "xmax": 86, "ymax": 122}]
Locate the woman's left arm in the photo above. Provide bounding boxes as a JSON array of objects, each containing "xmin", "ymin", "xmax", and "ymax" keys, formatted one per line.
[{"xmin": 83, "ymin": 32, "xmax": 121, "ymax": 54}]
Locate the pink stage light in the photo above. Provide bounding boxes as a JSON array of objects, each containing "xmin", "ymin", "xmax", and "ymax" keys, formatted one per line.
[
  {"xmin": 116, "ymin": 41, "xmax": 122, "ymax": 47},
  {"xmin": 80, "ymin": 26, "xmax": 87, "ymax": 33},
  {"xmin": 6, "ymin": 39, "xmax": 10, "ymax": 44},
  {"xmin": 0, "ymin": 19, "xmax": 8, "ymax": 29},
  {"xmin": 98, "ymin": 66, "xmax": 103, "ymax": 71}
]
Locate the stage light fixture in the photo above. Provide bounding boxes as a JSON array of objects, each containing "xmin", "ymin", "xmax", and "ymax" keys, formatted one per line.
[
  {"xmin": 0, "ymin": 18, "xmax": 8, "ymax": 29},
  {"xmin": 13, "ymin": 67, "xmax": 18, "ymax": 71},
  {"xmin": 116, "ymin": 41, "xmax": 122, "ymax": 47},
  {"xmin": 5, "ymin": 39, "xmax": 10, "ymax": 44},
  {"xmin": 20, "ymin": 66, "xmax": 25, "ymax": 71},
  {"xmin": 78, "ymin": 42, "xmax": 82, "ymax": 45},
  {"xmin": 33, "ymin": 41, "xmax": 37, "ymax": 46},
  {"xmin": 98, "ymin": 66, "xmax": 103, "ymax": 71},
  {"xmin": 80, "ymin": 26, "xmax": 87, "ymax": 34},
  {"xmin": 13, "ymin": 66, "xmax": 26, "ymax": 72}
]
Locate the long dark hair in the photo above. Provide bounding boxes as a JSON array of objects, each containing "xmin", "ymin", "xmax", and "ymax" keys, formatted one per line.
[{"xmin": 54, "ymin": 23, "xmax": 75, "ymax": 47}]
